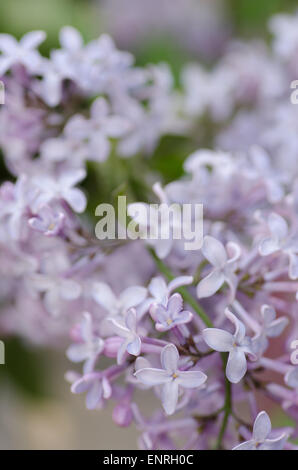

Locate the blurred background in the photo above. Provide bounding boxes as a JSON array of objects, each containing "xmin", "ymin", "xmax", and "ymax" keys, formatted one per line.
[{"xmin": 0, "ymin": 0, "xmax": 297, "ymax": 449}]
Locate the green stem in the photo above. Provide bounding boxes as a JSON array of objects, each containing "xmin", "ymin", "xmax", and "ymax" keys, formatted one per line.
[
  {"xmin": 148, "ymin": 247, "xmax": 232, "ymax": 448},
  {"xmin": 216, "ymin": 354, "xmax": 232, "ymax": 450}
]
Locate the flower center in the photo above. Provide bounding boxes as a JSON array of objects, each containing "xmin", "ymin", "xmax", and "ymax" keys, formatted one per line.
[
  {"xmin": 166, "ymin": 318, "xmax": 173, "ymax": 325},
  {"xmin": 172, "ymin": 373, "xmax": 178, "ymax": 379}
]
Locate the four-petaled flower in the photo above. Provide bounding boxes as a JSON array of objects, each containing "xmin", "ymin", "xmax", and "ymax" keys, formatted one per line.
[
  {"xmin": 150, "ymin": 293, "xmax": 193, "ymax": 332},
  {"xmin": 148, "ymin": 275, "xmax": 193, "ymax": 306},
  {"xmin": 197, "ymin": 235, "xmax": 240, "ymax": 300},
  {"xmin": 92, "ymin": 282, "xmax": 147, "ymax": 317},
  {"xmin": 233, "ymin": 411, "xmax": 288, "ymax": 450},
  {"xmin": 134, "ymin": 344, "xmax": 207, "ymax": 415},
  {"xmin": 259, "ymin": 212, "xmax": 298, "ymax": 279},
  {"xmin": 108, "ymin": 308, "xmax": 141, "ymax": 364},
  {"xmin": 252, "ymin": 305, "xmax": 288, "ymax": 358},
  {"xmin": 67, "ymin": 312, "xmax": 104, "ymax": 373},
  {"xmin": 203, "ymin": 308, "xmax": 254, "ymax": 383},
  {"xmin": 0, "ymin": 31, "xmax": 45, "ymax": 75}
]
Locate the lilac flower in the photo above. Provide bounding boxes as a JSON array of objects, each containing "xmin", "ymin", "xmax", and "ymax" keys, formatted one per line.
[
  {"xmin": 203, "ymin": 309, "xmax": 254, "ymax": 383},
  {"xmin": 92, "ymin": 282, "xmax": 147, "ymax": 317},
  {"xmin": 67, "ymin": 313, "xmax": 104, "ymax": 373},
  {"xmin": 28, "ymin": 205, "xmax": 65, "ymax": 236},
  {"xmin": 259, "ymin": 213, "xmax": 298, "ymax": 279},
  {"xmin": 197, "ymin": 236, "xmax": 240, "ymax": 300},
  {"xmin": 108, "ymin": 308, "xmax": 141, "ymax": 364},
  {"xmin": 285, "ymin": 367, "xmax": 298, "ymax": 389},
  {"xmin": 0, "ymin": 175, "xmax": 37, "ymax": 240},
  {"xmin": 32, "ymin": 169, "xmax": 87, "ymax": 213},
  {"xmin": 148, "ymin": 275, "xmax": 193, "ymax": 306},
  {"xmin": 71, "ymin": 373, "xmax": 112, "ymax": 410},
  {"xmin": 150, "ymin": 293, "xmax": 193, "ymax": 332},
  {"xmin": 233, "ymin": 411, "xmax": 288, "ymax": 450},
  {"xmin": 135, "ymin": 344, "xmax": 207, "ymax": 415},
  {"xmin": 252, "ymin": 305, "xmax": 288, "ymax": 358},
  {"xmin": 0, "ymin": 31, "xmax": 45, "ymax": 75}
]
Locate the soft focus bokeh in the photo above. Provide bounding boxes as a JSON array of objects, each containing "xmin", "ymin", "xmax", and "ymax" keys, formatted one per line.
[{"xmin": 0, "ymin": 0, "xmax": 297, "ymax": 449}]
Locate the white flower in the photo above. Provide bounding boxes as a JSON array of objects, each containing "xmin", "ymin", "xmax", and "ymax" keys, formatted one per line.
[
  {"xmin": 203, "ymin": 308, "xmax": 254, "ymax": 383},
  {"xmin": 197, "ymin": 236, "xmax": 240, "ymax": 300},
  {"xmin": 0, "ymin": 31, "xmax": 45, "ymax": 75},
  {"xmin": 108, "ymin": 308, "xmax": 141, "ymax": 364}
]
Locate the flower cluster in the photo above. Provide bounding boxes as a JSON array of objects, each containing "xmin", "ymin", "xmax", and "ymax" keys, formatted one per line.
[{"xmin": 1, "ymin": 13, "xmax": 298, "ymax": 450}]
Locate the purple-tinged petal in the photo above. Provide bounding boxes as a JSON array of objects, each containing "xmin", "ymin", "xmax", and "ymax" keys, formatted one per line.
[
  {"xmin": 120, "ymin": 286, "xmax": 147, "ymax": 311},
  {"xmin": 197, "ymin": 269, "xmax": 225, "ymax": 298},
  {"xmin": 285, "ymin": 367, "xmax": 298, "ymax": 389},
  {"xmin": 233, "ymin": 440, "xmax": 255, "ymax": 450},
  {"xmin": 86, "ymin": 380, "xmax": 102, "ymax": 410},
  {"xmin": 203, "ymin": 328, "xmax": 234, "ymax": 352},
  {"xmin": 126, "ymin": 335, "xmax": 141, "ymax": 357},
  {"xmin": 161, "ymin": 380, "xmax": 179, "ymax": 415},
  {"xmin": 167, "ymin": 293, "xmax": 183, "ymax": 316},
  {"xmin": 202, "ymin": 236, "xmax": 227, "ymax": 268},
  {"xmin": 226, "ymin": 348, "xmax": 247, "ymax": 383},
  {"xmin": 64, "ymin": 187, "xmax": 86, "ymax": 213},
  {"xmin": 177, "ymin": 370, "xmax": 207, "ymax": 389},
  {"xmin": 135, "ymin": 368, "xmax": 171, "ymax": 386},
  {"xmin": 161, "ymin": 344, "xmax": 179, "ymax": 373},
  {"xmin": 253, "ymin": 411, "xmax": 271, "ymax": 442}
]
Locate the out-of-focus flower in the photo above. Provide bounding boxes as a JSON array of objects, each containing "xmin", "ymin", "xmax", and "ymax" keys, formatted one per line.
[
  {"xmin": 259, "ymin": 213, "xmax": 298, "ymax": 279},
  {"xmin": 233, "ymin": 411, "xmax": 288, "ymax": 450},
  {"xmin": 0, "ymin": 31, "xmax": 45, "ymax": 75},
  {"xmin": 108, "ymin": 308, "xmax": 141, "ymax": 364},
  {"xmin": 67, "ymin": 313, "xmax": 104, "ymax": 373}
]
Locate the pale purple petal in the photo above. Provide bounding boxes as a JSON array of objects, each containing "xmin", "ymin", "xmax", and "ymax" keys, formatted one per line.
[
  {"xmin": 168, "ymin": 276, "xmax": 193, "ymax": 293},
  {"xmin": 285, "ymin": 368, "xmax": 298, "ymax": 389},
  {"xmin": 120, "ymin": 286, "xmax": 147, "ymax": 311},
  {"xmin": 64, "ymin": 187, "xmax": 87, "ymax": 213},
  {"xmin": 253, "ymin": 411, "xmax": 271, "ymax": 442},
  {"xmin": 86, "ymin": 380, "xmax": 102, "ymax": 410},
  {"xmin": 161, "ymin": 380, "xmax": 179, "ymax": 415},
  {"xmin": 167, "ymin": 293, "xmax": 183, "ymax": 316},
  {"xmin": 226, "ymin": 348, "xmax": 247, "ymax": 383},
  {"xmin": 59, "ymin": 26, "xmax": 83, "ymax": 51},
  {"xmin": 92, "ymin": 282, "xmax": 116, "ymax": 311},
  {"xmin": 177, "ymin": 370, "xmax": 207, "ymax": 389},
  {"xmin": 135, "ymin": 368, "xmax": 171, "ymax": 386},
  {"xmin": 202, "ymin": 236, "xmax": 227, "ymax": 268},
  {"xmin": 161, "ymin": 344, "xmax": 179, "ymax": 373},
  {"xmin": 202, "ymin": 328, "xmax": 234, "ymax": 352},
  {"xmin": 20, "ymin": 31, "xmax": 46, "ymax": 49},
  {"xmin": 259, "ymin": 237, "xmax": 280, "ymax": 256},
  {"xmin": 233, "ymin": 440, "xmax": 255, "ymax": 450},
  {"xmin": 268, "ymin": 213, "xmax": 288, "ymax": 240},
  {"xmin": 197, "ymin": 269, "xmax": 225, "ymax": 298},
  {"xmin": 126, "ymin": 335, "xmax": 141, "ymax": 356}
]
